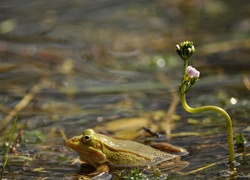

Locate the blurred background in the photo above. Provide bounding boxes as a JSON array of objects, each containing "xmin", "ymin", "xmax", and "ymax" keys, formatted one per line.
[{"xmin": 0, "ymin": 0, "xmax": 249, "ymax": 179}]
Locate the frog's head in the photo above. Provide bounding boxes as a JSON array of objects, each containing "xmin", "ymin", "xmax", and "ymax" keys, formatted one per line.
[
  {"xmin": 66, "ymin": 129, "xmax": 100, "ymax": 152},
  {"xmin": 66, "ymin": 129, "xmax": 106, "ymax": 167}
]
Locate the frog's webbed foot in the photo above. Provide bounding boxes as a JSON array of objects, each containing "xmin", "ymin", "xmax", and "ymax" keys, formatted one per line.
[
  {"xmin": 76, "ymin": 165, "xmax": 110, "ymax": 180},
  {"xmin": 88, "ymin": 165, "xmax": 110, "ymax": 176},
  {"xmin": 73, "ymin": 172, "xmax": 112, "ymax": 180}
]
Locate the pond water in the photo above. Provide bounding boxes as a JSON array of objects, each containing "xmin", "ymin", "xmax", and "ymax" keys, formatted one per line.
[{"xmin": 0, "ymin": 0, "xmax": 250, "ymax": 179}]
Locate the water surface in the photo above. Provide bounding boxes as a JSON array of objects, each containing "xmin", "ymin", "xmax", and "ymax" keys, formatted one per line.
[{"xmin": 0, "ymin": 0, "xmax": 249, "ymax": 179}]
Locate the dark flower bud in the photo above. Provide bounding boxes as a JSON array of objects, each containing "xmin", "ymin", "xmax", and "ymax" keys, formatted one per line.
[{"xmin": 176, "ymin": 41, "xmax": 195, "ymax": 60}]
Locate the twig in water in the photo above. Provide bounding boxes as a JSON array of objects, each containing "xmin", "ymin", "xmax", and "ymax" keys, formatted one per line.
[{"xmin": 0, "ymin": 79, "xmax": 48, "ymax": 132}]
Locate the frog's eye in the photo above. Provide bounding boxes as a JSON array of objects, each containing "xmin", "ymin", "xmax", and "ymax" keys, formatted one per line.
[{"xmin": 82, "ymin": 135, "xmax": 92, "ymax": 144}]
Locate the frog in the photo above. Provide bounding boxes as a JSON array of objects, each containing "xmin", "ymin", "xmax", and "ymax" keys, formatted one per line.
[{"xmin": 66, "ymin": 129, "xmax": 188, "ymax": 176}]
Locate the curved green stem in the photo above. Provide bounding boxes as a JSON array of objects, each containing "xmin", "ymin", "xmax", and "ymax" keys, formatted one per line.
[{"xmin": 181, "ymin": 93, "xmax": 235, "ymax": 167}]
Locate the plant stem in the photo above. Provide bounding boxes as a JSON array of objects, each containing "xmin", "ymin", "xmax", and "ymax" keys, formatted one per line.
[
  {"xmin": 181, "ymin": 93, "xmax": 235, "ymax": 166},
  {"xmin": 182, "ymin": 59, "xmax": 188, "ymax": 83},
  {"xmin": 180, "ymin": 59, "xmax": 235, "ymax": 170}
]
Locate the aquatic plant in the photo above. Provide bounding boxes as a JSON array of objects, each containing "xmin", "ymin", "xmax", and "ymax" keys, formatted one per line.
[
  {"xmin": 0, "ymin": 116, "xmax": 18, "ymax": 179},
  {"xmin": 176, "ymin": 41, "xmax": 237, "ymax": 171}
]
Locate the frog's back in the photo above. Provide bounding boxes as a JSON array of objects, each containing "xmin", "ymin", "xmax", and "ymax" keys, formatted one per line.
[{"xmin": 97, "ymin": 133, "xmax": 175, "ymax": 161}]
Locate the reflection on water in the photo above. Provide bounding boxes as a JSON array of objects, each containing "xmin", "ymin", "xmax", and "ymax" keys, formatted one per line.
[{"xmin": 0, "ymin": 0, "xmax": 249, "ymax": 179}]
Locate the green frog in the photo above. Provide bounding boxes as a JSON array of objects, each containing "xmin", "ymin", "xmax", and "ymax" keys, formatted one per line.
[{"xmin": 66, "ymin": 129, "xmax": 188, "ymax": 175}]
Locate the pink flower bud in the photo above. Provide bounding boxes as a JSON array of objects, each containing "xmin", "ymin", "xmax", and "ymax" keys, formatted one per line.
[{"xmin": 186, "ymin": 66, "xmax": 200, "ymax": 78}]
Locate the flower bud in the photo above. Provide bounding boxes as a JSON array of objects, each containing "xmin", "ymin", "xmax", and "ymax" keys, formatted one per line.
[
  {"xmin": 176, "ymin": 41, "xmax": 195, "ymax": 60},
  {"xmin": 186, "ymin": 66, "xmax": 200, "ymax": 78}
]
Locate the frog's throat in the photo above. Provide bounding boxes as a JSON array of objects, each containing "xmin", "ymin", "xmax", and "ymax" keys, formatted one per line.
[{"xmin": 78, "ymin": 146, "xmax": 107, "ymax": 167}]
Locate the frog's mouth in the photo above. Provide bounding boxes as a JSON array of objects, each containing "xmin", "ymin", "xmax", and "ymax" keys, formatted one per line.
[
  {"xmin": 66, "ymin": 136, "xmax": 80, "ymax": 147},
  {"xmin": 66, "ymin": 137, "xmax": 101, "ymax": 156}
]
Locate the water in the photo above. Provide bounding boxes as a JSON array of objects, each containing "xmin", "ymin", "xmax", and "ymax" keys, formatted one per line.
[{"xmin": 0, "ymin": 0, "xmax": 249, "ymax": 179}]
